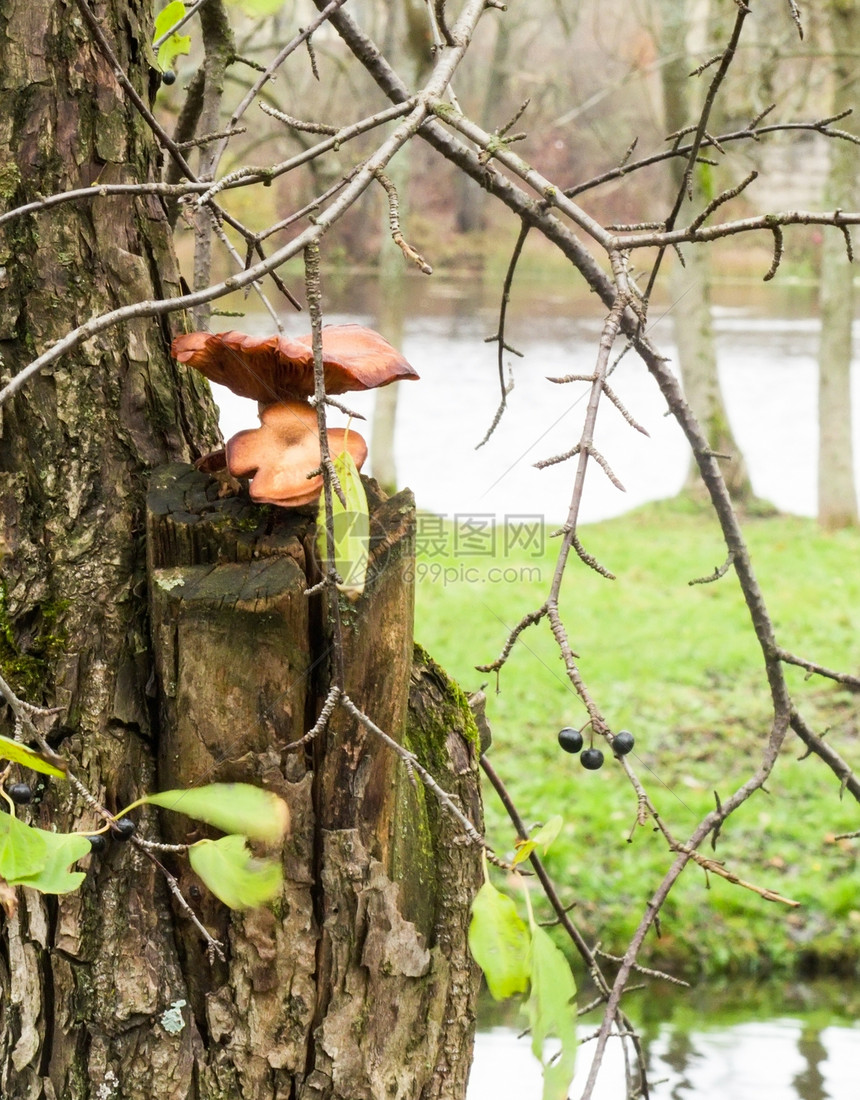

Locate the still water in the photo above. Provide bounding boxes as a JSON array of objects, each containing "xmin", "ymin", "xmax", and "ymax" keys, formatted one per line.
[
  {"xmin": 211, "ymin": 278, "xmax": 860, "ymax": 1099},
  {"xmin": 468, "ymin": 983, "xmax": 860, "ymax": 1100},
  {"xmin": 213, "ymin": 278, "xmax": 860, "ymax": 526}
]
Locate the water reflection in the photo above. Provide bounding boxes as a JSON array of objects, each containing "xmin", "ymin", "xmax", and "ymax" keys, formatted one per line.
[
  {"xmin": 793, "ymin": 1026, "xmax": 828, "ymax": 1100},
  {"xmin": 467, "ymin": 982, "xmax": 860, "ymax": 1100}
]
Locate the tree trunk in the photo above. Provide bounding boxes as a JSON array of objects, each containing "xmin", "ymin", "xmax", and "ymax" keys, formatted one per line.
[
  {"xmin": 0, "ymin": 0, "xmax": 219, "ymax": 1093},
  {"xmin": 817, "ymin": 0, "xmax": 859, "ymax": 529},
  {"xmin": 0, "ymin": 1, "xmax": 481, "ymax": 1096},
  {"xmin": 660, "ymin": 0, "xmax": 753, "ymax": 502},
  {"xmin": 146, "ymin": 467, "xmax": 482, "ymax": 1100}
]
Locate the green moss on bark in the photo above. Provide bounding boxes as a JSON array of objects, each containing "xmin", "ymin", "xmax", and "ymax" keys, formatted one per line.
[
  {"xmin": 392, "ymin": 644, "xmax": 482, "ymax": 934},
  {"xmin": 0, "ymin": 584, "xmax": 69, "ymax": 700}
]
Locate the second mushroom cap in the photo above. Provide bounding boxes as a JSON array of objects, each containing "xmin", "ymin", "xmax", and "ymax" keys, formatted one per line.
[{"xmin": 226, "ymin": 401, "xmax": 368, "ymax": 508}]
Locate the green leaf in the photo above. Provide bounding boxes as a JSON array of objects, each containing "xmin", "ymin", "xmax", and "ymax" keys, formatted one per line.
[
  {"xmin": 317, "ymin": 439, "xmax": 369, "ymax": 598},
  {"xmin": 154, "ymin": 0, "xmax": 185, "ymax": 40},
  {"xmin": 511, "ymin": 840, "xmax": 537, "ymax": 867},
  {"xmin": 142, "ymin": 783, "xmax": 289, "ymax": 844},
  {"xmin": 526, "ymin": 925, "xmax": 578, "ymax": 1100},
  {"xmin": 468, "ymin": 880, "xmax": 531, "ymax": 1000},
  {"xmin": 189, "ymin": 835, "xmax": 282, "ymax": 909},
  {"xmin": 0, "ymin": 813, "xmax": 90, "ymax": 894},
  {"xmin": 0, "ymin": 734, "xmax": 66, "ymax": 777},
  {"xmin": 512, "ymin": 815, "xmax": 563, "ymax": 868},
  {"xmin": 154, "ymin": 1, "xmax": 191, "ymax": 72}
]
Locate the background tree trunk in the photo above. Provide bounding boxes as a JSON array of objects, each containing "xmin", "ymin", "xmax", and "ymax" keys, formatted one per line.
[
  {"xmin": 816, "ymin": 0, "xmax": 859, "ymax": 529},
  {"xmin": 659, "ymin": 0, "xmax": 753, "ymax": 502},
  {"xmin": 0, "ymin": 2, "xmax": 481, "ymax": 1096}
]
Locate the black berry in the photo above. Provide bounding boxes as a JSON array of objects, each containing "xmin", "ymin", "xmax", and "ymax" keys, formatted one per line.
[
  {"xmin": 580, "ymin": 748, "xmax": 604, "ymax": 771},
  {"xmin": 112, "ymin": 818, "xmax": 136, "ymax": 841},
  {"xmin": 161, "ymin": 69, "xmax": 177, "ymax": 85},
  {"xmin": 87, "ymin": 833, "xmax": 108, "ymax": 853},
  {"xmin": 613, "ymin": 730, "xmax": 635, "ymax": 755},
  {"xmin": 7, "ymin": 782, "xmax": 33, "ymax": 805},
  {"xmin": 558, "ymin": 727, "xmax": 584, "ymax": 754}
]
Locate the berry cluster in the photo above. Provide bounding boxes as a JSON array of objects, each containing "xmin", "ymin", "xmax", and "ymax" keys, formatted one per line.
[
  {"xmin": 3, "ymin": 781, "xmax": 135, "ymax": 850},
  {"xmin": 557, "ymin": 727, "xmax": 635, "ymax": 770}
]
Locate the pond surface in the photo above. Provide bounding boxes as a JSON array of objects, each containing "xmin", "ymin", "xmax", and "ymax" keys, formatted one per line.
[
  {"xmin": 213, "ymin": 276, "xmax": 860, "ymax": 526},
  {"xmin": 468, "ymin": 981, "xmax": 860, "ymax": 1100}
]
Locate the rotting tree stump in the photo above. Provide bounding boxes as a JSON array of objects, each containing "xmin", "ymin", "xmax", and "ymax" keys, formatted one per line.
[{"xmin": 146, "ymin": 464, "xmax": 483, "ymax": 1100}]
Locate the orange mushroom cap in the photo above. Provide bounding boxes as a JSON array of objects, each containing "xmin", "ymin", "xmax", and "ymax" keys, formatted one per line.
[
  {"xmin": 172, "ymin": 324, "xmax": 418, "ymax": 403},
  {"xmin": 225, "ymin": 401, "xmax": 368, "ymax": 507}
]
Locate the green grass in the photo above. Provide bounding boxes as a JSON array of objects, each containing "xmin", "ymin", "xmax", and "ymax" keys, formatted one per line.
[{"xmin": 414, "ymin": 497, "xmax": 860, "ymax": 979}]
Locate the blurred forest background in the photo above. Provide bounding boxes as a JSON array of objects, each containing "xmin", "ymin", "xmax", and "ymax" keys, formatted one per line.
[{"xmin": 161, "ymin": 0, "xmax": 840, "ymax": 279}]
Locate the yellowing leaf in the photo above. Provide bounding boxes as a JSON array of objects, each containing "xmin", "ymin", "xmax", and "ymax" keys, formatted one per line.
[
  {"xmin": 526, "ymin": 925, "xmax": 578, "ymax": 1100},
  {"xmin": 511, "ymin": 839, "xmax": 537, "ymax": 867},
  {"xmin": 468, "ymin": 880, "xmax": 530, "ymax": 1000},
  {"xmin": 0, "ymin": 734, "xmax": 66, "ymax": 777},
  {"xmin": 154, "ymin": 1, "xmax": 191, "ymax": 71},
  {"xmin": 512, "ymin": 816, "xmax": 564, "ymax": 868},
  {"xmin": 189, "ymin": 835, "xmax": 282, "ymax": 909},
  {"xmin": 154, "ymin": 0, "xmax": 185, "ymax": 39},
  {"xmin": 142, "ymin": 783, "xmax": 289, "ymax": 844},
  {"xmin": 316, "ymin": 441, "xmax": 369, "ymax": 598}
]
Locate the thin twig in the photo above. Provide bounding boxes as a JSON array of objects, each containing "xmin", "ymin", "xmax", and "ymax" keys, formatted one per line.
[
  {"xmin": 475, "ymin": 607, "xmax": 548, "ymax": 676},
  {"xmin": 689, "ymin": 553, "xmax": 734, "ymax": 586},
  {"xmin": 375, "ymin": 170, "xmax": 433, "ymax": 273},
  {"xmin": 285, "ymin": 685, "xmax": 342, "ymax": 750},
  {"xmin": 153, "ymin": 0, "xmax": 212, "ymax": 49},
  {"xmin": 682, "ymin": 847, "xmax": 800, "ymax": 906},
  {"xmin": 340, "ymin": 694, "xmax": 496, "ymax": 858},
  {"xmin": 476, "ymin": 220, "xmax": 530, "ymax": 448}
]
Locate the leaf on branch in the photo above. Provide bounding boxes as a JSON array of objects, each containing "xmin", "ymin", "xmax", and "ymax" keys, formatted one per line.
[
  {"xmin": 512, "ymin": 815, "xmax": 563, "ymax": 867},
  {"xmin": 526, "ymin": 924, "xmax": 578, "ymax": 1100},
  {"xmin": 316, "ymin": 433, "xmax": 370, "ymax": 598},
  {"xmin": 0, "ymin": 813, "xmax": 90, "ymax": 894},
  {"xmin": 154, "ymin": 1, "xmax": 191, "ymax": 71},
  {"xmin": 142, "ymin": 783, "xmax": 290, "ymax": 844},
  {"xmin": 189, "ymin": 834, "xmax": 283, "ymax": 909},
  {"xmin": 0, "ymin": 733, "xmax": 66, "ymax": 777},
  {"xmin": 468, "ymin": 880, "xmax": 531, "ymax": 1000}
]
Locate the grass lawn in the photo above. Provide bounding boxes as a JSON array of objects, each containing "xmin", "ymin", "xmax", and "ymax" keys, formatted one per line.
[{"xmin": 414, "ymin": 496, "xmax": 860, "ymax": 979}]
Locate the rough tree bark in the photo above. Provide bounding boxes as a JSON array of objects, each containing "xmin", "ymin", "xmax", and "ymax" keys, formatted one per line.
[
  {"xmin": 0, "ymin": 1, "xmax": 482, "ymax": 1096},
  {"xmin": 147, "ymin": 469, "xmax": 482, "ymax": 1100},
  {"xmin": 816, "ymin": 0, "xmax": 859, "ymax": 529}
]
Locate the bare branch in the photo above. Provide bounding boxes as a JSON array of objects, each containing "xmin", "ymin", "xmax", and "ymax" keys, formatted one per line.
[
  {"xmin": 375, "ymin": 170, "xmax": 433, "ymax": 273},
  {"xmin": 534, "ymin": 444, "xmax": 581, "ymax": 471},
  {"xmin": 475, "ymin": 607, "xmax": 548, "ymax": 676},
  {"xmin": 779, "ymin": 650, "xmax": 860, "ymax": 690},
  {"xmin": 285, "ymin": 685, "xmax": 342, "ymax": 750},
  {"xmin": 763, "ymin": 225, "xmax": 785, "ymax": 281},
  {"xmin": 689, "ymin": 171, "xmax": 758, "ymax": 232},
  {"xmin": 688, "ymin": 553, "xmax": 734, "ymax": 586},
  {"xmin": 477, "ymin": 220, "xmax": 530, "ymax": 448},
  {"xmin": 259, "ymin": 102, "xmax": 338, "ymax": 134},
  {"xmin": 340, "ymin": 694, "xmax": 492, "ymax": 856},
  {"xmin": 682, "ymin": 847, "xmax": 800, "ymax": 906}
]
